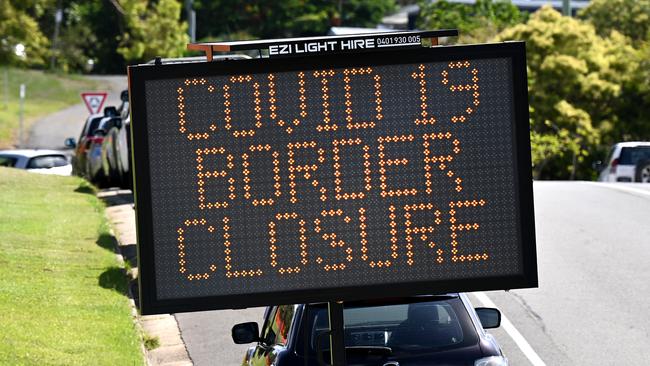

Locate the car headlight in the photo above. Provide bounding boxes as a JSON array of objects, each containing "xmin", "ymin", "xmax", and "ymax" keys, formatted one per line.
[{"xmin": 475, "ymin": 356, "xmax": 508, "ymax": 366}]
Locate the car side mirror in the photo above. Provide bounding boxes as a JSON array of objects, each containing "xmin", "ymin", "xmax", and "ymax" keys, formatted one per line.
[
  {"xmin": 104, "ymin": 106, "xmax": 118, "ymax": 117},
  {"xmin": 64, "ymin": 137, "xmax": 77, "ymax": 148},
  {"xmin": 592, "ymin": 160, "xmax": 603, "ymax": 171},
  {"xmin": 232, "ymin": 322, "xmax": 260, "ymax": 344},
  {"xmin": 120, "ymin": 90, "xmax": 129, "ymax": 102},
  {"xmin": 475, "ymin": 308, "xmax": 501, "ymax": 329}
]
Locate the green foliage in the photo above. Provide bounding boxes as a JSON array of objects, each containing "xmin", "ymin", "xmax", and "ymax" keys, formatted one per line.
[
  {"xmin": 118, "ymin": 0, "xmax": 189, "ymax": 63},
  {"xmin": 610, "ymin": 39, "xmax": 650, "ymax": 144},
  {"xmin": 580, "ymin": 0, "xmax": 650, "ymax": 146},
  {"xmin": 3, "ymin": 0, "xmax": 395, "ymax": 71},
  {"xmin": 241, "ymin": 1, "xmax": 330, "ymax": 38},
  {"xmin": 0, "ymin": 0, "xmax": 50, "ymax": 67},
  {"xmin": 143, "ymin": 333, "xmax": 160, "ymax": 350},
  {"xmin": 417, "ymin": 0, "xmax": 525, "ymax": 43},
  {"xmin": 339, "ymin": 0, "xmax": 396, "ymax": 29},
  {"xmin": 580, "ymin": 0, "xmax": 650, "ymax": 44},
  {"xmin": 51, "ymin": 2, "xmax": 98, "ymax": 73},
  {"xmin": 496, "ymin": 6, "xmax": 639, "ymax": 179},
  {"xmin": 194, "ymin": 0, "xmax": 395, "ymax": 40},
  {"xmin": 76, "ymin": 1, "xmax": 126, "ymax": 74}
]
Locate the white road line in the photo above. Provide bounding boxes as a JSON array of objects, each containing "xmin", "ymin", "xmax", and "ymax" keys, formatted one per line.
[
  {"xmin": 579, "ymin": 181, "xmax": 650, "ymax": 198},
  {"xmin": 473, "ymin": 292, "xmax": 546, "ymax": 366}
]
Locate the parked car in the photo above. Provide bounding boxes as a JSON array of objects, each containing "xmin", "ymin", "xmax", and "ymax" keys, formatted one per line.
[
  {"xmin": 66, "ymin": 113, "xmax": 104, "ymax": 177},
  {"xmin": 0, "ymin": 149, "xmax": 71, "ymax": 176},
  {"xmin": 85, "ymin": 115, "xmax": 122, "ymax": 186},
  {"xmin": 233, "ymin": 294, "xmax": 507, "ymax": 366},
  {"xmin": 101, "ymin": 90, "xmax": 132, "ymax": 188},
  {"xmin": 65, "ymin": 106, "xmax": 121, "ymax": 186},
  {"xmin": 636, "ymin": 160, "xmax": 650, "ymax": 183},
  {"xmin": 597, "ymin": 142, "xmax": 650, "ymax": 182}
]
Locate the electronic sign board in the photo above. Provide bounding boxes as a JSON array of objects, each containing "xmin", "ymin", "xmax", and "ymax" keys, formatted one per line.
[{"xmin": 128, "ymin": 42, "xmax": 537, "ymax": 315}]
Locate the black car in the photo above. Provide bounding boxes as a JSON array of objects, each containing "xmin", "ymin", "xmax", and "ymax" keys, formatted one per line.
[
  {"xmin": 66, "ymin": 113, "xmax": 104, "ymax": 178},
  {"xmin": 65, "ymin": 106, "xmax": 120, "ymax": 184},
  {"xmin": 101, "ymin": 90, "xmax": 132, "ymax": 188},
  {"xmin": 233, "ymin": 294, "xmax": 507, "ymax": 366},
  {"xmin": 82, "ymin": 115, "xmax": 121, "ymax": 187}
]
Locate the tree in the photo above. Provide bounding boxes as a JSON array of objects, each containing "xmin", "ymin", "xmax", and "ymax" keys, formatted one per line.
[
  {"xmin": 579, "ymin": 0, "xmax": 650, "ymax": 45},
  {"xmin": 609, "ymin": 39, "xmax": 650, "ymax": 144},
  {"xmin": 118, "ymin": 0, "xmax": 189, "ymax": 63},
  {"xmin": 193, "ymin": 0, "xmax": 395, "ymax": 41},
  {"xmin": 417, "ymin": 0, "xmax": 525, "ymax": 43},
  {"xmin": 580, "ymin": 0, "xmax": 650, "ymax": 144},
  {"xmin": 339, "ymin": 0, "xmax": 396, "ymax": 29},
  {"xmin": 0, "ymin": 0, "xmax": 50, "ymax": 67},
  {"xmin": 496, "ymin": 6, "xmax": 639, "ymax": 179}
]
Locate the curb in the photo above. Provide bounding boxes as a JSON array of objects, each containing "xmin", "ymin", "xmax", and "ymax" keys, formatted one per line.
[
  {"xmin": 108, "ymin": 227, "xmax": 150, "ymax": 365},
  {"xmin": 99, "ymin": 189, "xmax": 193, "ymax": 366}
]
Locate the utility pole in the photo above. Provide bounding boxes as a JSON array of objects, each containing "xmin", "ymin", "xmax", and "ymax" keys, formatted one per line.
[
  {"xmin": 562, "ymin": 0, "xmax": 571, "ymax": 16},
  {"xmin": 185, "ymin": 0, "xmax": 196, "ymax": 43},
  {"xmin": 19, "ymin": 84, "xmax": 25, "ymax": 148},
  {"xmin": 3, "ymin": 68, "xmax": 8, "ymax": 109},
  {"xmin": 50, "ymin": 2, "xmax": 63, "ymax": 70}
]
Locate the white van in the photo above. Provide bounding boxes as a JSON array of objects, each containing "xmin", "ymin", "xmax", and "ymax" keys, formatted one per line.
[{"xmin": 597, "ymin": 142, "xmax": 650, "ymax": 182}]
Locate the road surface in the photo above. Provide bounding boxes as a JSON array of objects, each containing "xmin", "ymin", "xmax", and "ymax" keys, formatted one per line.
[
  {"xmin": 469, "ymin": 182, "xmax": 650, "ymax": 366},
  {"xmin": 176, "ymin": 181, "xmax": 650, "ymax": 365}
]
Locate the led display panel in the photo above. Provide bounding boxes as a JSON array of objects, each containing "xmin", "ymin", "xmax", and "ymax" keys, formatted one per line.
[{"xmin": 128, "ymin": 42, "xmax": 537, "ymax": 315}]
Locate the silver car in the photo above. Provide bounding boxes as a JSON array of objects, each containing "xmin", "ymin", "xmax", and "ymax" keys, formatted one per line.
[{"xmin": 0, "ymin": 149, "xmax": 71, "ymax": 176}]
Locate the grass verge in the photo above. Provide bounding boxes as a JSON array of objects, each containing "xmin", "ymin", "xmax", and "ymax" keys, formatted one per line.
[
  {"xmin": 0, "ymin": 168, "xmax": 143, "ymax": 365},
  {"xmin": 0, "ymin": 67, "xmax": 98, "ymax": 148}
]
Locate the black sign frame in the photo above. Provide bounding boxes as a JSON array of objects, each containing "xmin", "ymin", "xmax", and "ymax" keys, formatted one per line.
[{"xmin": 128, "ymin": 42, "xmax": 537, "ymax": 315}]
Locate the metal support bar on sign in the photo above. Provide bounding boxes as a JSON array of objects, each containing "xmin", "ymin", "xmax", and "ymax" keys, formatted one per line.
[
  {"xmin": 328, "ymin": 301, "xmax": 347, "ymax": 366},
  {"xmin": 185, "ymin": 29, "xmax": 458, "ymax": 61},
  {"xmin": 562, "ymin": 0, "xmax": 571, "ymax": 16}
]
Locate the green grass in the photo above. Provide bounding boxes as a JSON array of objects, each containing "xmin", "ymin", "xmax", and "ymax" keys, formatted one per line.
[
  {"xmin": 143, "ymin": 334, "xmax": 160, "ymax": 351},
  {"xmin": 0, "ymin": 67, "xmax": 98, "ymax": 148},
  {"xmin": 0, "ymin": 168, "xmax": 143, "ymax": 365}
]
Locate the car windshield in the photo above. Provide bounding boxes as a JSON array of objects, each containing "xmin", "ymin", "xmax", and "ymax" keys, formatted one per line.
[
  {"xmin": 27, "ymin": 155, "xmax": 68, "ymax": 169},
  {"xmin": 86, "ymin": 116, "xmax": 105, "ymax": 136},
  {"xmin": 302, "ymin": 297, "xmax": 478, "ymax": 363},
  {"xmin": 0, "ymin": 155, "xmax": 18, "ymax": 167},
  {"xmin": 619, "ymin": 146, "xmax": 650, "ymax": 165},
  {"xmin": 100, "ymin": 117, "xmax": 121, "ymax": 130}
]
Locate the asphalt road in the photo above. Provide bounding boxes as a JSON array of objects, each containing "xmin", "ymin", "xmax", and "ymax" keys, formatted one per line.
[
  {"xmin": 25, "ymin": 75, "xmax": 126, "ymax": 149},
  {"xmin": 176, "ymin": 181, "xmax": 650, "ymax": 366},
  {"xmin": 175, "ymin": 308, "xmax": 265, "ymax": 365},
  {"xmin": 470, "ymin": 181, "xmax": 650, "ymax": 366}
]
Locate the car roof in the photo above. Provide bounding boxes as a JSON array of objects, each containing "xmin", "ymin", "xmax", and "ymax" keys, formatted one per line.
[
  {"xmin": 306, "ymin": 293, "xmax": 460, "ymax": 307},
  {"xmin": 0, "ymin": 149, "xmax": 67, "ymax": 158},
  {"xmin": 99, "ymin": 115, "xmax": 120, "ymax": 124},
  {"xmin": 614, "ymin": 141, "xmax": 650, "ymax": 148},
  {"xmin": 87, "ymin": 113, "xmax": 103, "ymax": 121}
]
